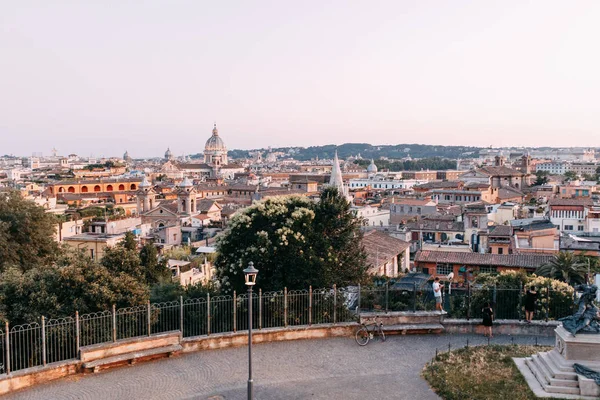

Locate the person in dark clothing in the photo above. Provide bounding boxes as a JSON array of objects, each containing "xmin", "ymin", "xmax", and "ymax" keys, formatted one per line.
[
  {"xmin": 482, "ymin": 302, "xmax": 494, "ymax": 337},
  {"xmin": 524, "ymin": 286, "xmax": 538, "ymax": 323}
]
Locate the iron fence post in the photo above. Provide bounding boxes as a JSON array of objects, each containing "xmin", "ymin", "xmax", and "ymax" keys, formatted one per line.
[
  {"xmin": 357, "ymin": 283, "xmax": 361, "ymax": 313},
  {"xmin": 112, "ymin": 304, "xmax": 116, "ymax": 342},
  {"xmin": 5, "ymin": 321, "xmax": 9, "ymax": 375},
  {"xmin": 233, "ymin": 291, "xmax": 237, "ymax": 333},
  {"xmin": 333, "ymin": 284, "xmax": 337, "ymax": 323},
  {"xmin": 147, "ymin": 301, "xmax": 151, "ymax": 336},
  {"xmin": 75, "ymin": 311, "xmax": 80, "ymax": 357},
  {"xmin": 180, "ymin": 295, "xmax": 184, "ymax": 337},
  {"xmin": 546, "ymin": 283, "xmax": 550, "ymax": 322},
  {"xmin": 413, "ymin": 282, "xmax": 417, "ymax": 312},
  {"xmin": 309, "ymin": 286, "xmax": 312, "ymax": 326},
  {"xmin": 518, "ymin": 282, "xmax": 523, "ymax": 321},
  {"xmin": 467, "ymin": 282, "xmax": 471, "ymax": 321},
  {"xmin": 258, "ymin": 289, "xmax": 262, "ymax": 330},
  {"xmin": 207, "ymin": 294, "xmax": 211, "ymax": 336},
  {"xmin": 41, "ymin": 316, "xmax": 46, "ymax": 367},
  {"xmin": 284, "ymin": 287, "xmax": 288, "ymax": 328},
  {"xmin": 385, "ymin": 281, "xmax": 389, "ymax": 313}
]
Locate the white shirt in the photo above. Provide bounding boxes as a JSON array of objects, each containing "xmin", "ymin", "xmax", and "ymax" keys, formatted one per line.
[{"xmin": 433, "ymin": 282, "xmax": 442, "ymax": 297}]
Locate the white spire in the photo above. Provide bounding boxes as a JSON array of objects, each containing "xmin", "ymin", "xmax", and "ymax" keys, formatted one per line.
[
  {"xmin": 180, "ymin": 176, "xmax": 193, "ymax": 187},
  {"xmin": 329, "ymin": 151, "xmax": 347, "ymax": 196},
  {"xmin": 139, "ymin": 175, "xmax": 151, "ymax": 188}
]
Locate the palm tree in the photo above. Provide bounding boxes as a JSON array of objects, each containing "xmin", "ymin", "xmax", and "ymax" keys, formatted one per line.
[{"xmin": 536, "ymin": 252, "xmax": 586, "ymax": 285}]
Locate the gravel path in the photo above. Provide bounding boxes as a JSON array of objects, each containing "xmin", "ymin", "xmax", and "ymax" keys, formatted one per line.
[{"xmin": 5, "ymin": 334, "xmax": 554, "ymax": 400}]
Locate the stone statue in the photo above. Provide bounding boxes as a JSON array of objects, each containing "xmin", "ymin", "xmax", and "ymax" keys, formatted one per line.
[{"xmin": 559, "ymin": 285, "xmax": 600, "ymax": 336}]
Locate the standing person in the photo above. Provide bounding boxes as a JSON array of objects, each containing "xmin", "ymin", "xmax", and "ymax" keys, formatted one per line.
[
  {"xmin": 433, "ymin": 277, "xmax": 444, "ymax": 312},
  {"xmin": 482, "ymin": 302, "xmax": 494, "ymax": 337},
  {"xmin": 524, "ymin": 286, "xmax": 538, "ymax": 323}
]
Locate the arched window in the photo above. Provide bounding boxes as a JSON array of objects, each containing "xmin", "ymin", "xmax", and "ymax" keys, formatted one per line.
[
  {"xmin": 130, "ymin": 184, "xmax": 137, "ymax": 190},
  {"xmin": 58, "ymin": 187, "xmax": 65, "ymax": 193},
  {"xmin": 94, "ymin": 185, "xmax": 101, "ymax": 192},
  {"xmin": 68, "ymin": 186, "xmax": 75, "ymax": 193},
  {"xmin": 81, "ymin": 186, "xmax": 88, "ymax": 193},
  {"xmin": 106, "ymin": 185, "xmax": 113, "ymax": 191},
  {"xmin": 118, "ymin": 184, "xmax": 125, "ymax": 191}
]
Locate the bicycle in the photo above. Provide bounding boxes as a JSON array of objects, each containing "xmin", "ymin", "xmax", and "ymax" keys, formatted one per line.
[{"xmin": 355, "ymin": 317, "xmax": 386, "ymax": 346}]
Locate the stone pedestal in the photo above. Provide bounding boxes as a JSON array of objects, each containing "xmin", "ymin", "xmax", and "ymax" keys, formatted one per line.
[
  {"xmin": 515, "ymin": 326, "xmax": 600, "ymax": 399},
  {"xmin": 555, "ymin": 326, "xmax": 600, "ymax": 361}
]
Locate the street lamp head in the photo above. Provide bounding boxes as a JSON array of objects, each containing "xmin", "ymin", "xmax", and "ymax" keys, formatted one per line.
[{"xmin": 243, "ymin": 261, "xmax": 259, "ymax": 286}]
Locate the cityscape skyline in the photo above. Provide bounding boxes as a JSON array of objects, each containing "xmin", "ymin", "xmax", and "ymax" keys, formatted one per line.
[{"xmin": 3, "ymin": 1, "xmax": 600, "ymax": 156}]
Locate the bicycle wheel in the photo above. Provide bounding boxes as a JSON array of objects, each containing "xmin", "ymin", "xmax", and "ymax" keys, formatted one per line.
[
  {"xmin": 378, "ymin": 324, "xmax": 386, "ymax": 342},
  {"xmin": 355, "ymin": 326, "xmax": 370, "ymax": 346}
]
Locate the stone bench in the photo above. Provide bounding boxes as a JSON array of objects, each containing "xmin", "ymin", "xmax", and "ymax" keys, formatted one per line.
[
  {"xmin": 383, "ymin": 323, "xmax": 444, "ymax": 335},
  {"xmin": 80, "ymin": 331, "xmax": 182, "ymax": 373}
]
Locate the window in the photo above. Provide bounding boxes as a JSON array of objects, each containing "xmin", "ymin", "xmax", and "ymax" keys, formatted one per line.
[
  {"xmin": 564, "ymin": 225, "xmax": 573, "ymax": 231},
  {"xmin": 578, "ymin": 226, "xmax": 584, "ymax": 231},
  {"xmin": 497, "ymin": 248, "xmax": 503, "ymax": 255},
  {"xmin": 479, "ymin": 266, "xmax": 497, "ymax": 274},
  {"xmin": 436, "ymin": 264, "xmax": 453, "ymax": 275}
]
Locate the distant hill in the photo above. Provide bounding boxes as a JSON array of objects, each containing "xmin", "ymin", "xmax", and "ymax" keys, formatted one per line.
[{"xmin": 225, "ymin": 143, "xmax": 482, "ymax": 161}]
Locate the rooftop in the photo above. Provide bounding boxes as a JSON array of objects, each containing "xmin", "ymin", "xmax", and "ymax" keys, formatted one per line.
[
  {"xmin": 63, "ymin": 232, "xmax": 125, "ymax": 242},
  {"xmin": 362, "ymin": 231, "xmax": 410, "ymax": 269},
  {"xmin": 415, "ymin": 250, "xmax": 554, "ymax": 269}
]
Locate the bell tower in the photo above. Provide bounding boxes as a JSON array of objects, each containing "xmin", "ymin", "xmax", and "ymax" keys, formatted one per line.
[
  {"xmin": 137, "ymin": 175, "xmax": 156, "ymax": 214},
  {"xmin": 177, "ymin": 176, "xmax": 196, "ymax": 215}
]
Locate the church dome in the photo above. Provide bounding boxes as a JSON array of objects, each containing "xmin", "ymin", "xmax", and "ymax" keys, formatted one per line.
[
  {"xmin": 165, "ymin": 148, "xmax": 173, "ymax": 159},
  {"xmin": 367, "ymin": 159, "xmax": 378, "ymax": 173},
  {"xmin": 205, "ymin": 124, "xmax": 227, "ymax": 152}
]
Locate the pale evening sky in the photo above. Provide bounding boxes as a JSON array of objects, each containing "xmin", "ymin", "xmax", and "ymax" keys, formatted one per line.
[{"xmin": 2, "ymin": 1, "xmax": 600, "ymax": 158}]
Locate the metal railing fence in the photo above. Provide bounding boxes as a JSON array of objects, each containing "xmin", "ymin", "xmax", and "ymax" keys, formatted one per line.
[{"xmin": 0, "ymin": 283, "xmax": 574, "ymax": 376}]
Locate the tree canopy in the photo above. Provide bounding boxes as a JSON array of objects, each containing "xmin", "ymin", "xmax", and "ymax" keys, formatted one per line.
[
  {"xmin": 535, "ymin": 252, "xmax": 586, "ymax": 285},
  {"xmin": 0, "ymin": 252, "xmax": 149, "ymax": 324},
  {"xmin": 0, "ymin": 191, "xmax": 59, "ymax": 272},
  {"xmin": 215, "ymin": 188, "xmax": 368, "ymax": 293}
]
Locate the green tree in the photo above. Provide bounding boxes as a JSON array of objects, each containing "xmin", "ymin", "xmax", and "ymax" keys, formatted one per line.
[
  {"xmin": 0, "ymin": 191, "xmax": 59, "ymax": 271},
  {"xmin": 563, "ymin": 171, "xmax": 578, "ymax": 181},
  {"xmin": 0, "ymin": 258, "xmax": 149, "ymax": 324},
  {"xmin": 140, "ymin": 243, "xmax": 171, "ymax": 284},
  {"xmin": 101, "ymin": 246, "xmax": 144, "ymax": 281},
  {"xmin": 533, "ymin": 171, "xmax": 549, "ymax": 186},
  {"xmin": 311, "ymin": 188, "xmax": 368, "ymax": 287},
  {"xmin": 536, "ymin": 252, "xmax": 586, "ymax": 285},
  {"xmin": 121, "ymin": 231, "xmax": 138, "ymax": 251},
  {"xmin": 215, "ymin": 190, "xmax": 368, "ymax": 293}
]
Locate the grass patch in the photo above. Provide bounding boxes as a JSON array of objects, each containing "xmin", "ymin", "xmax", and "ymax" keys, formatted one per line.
[{"xmin": 422, "ymin": 345, "xmax": 556, "ymax": 400}]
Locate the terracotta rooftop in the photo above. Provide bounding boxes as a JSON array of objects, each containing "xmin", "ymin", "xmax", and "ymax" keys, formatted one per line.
[
  {"xmin": 479, "ymin": 166, "xmax": 526, "ymax": 177},
  {"xmin": 362, "ymin": 231, "xmax": 410, "ymax": 269},
  {"xmin": 488, "ymin": 225, "xmax": 513, "ymax": 237},
  {"xmin": 414, "ymin": 181, "xmax": 463, "ymax": 190},
  {"xmin": 549, "ymin": 198, "xmax": 594, "ymax": 207},
  {"xmin": 415, "ymin": 250, "xmax": 554, "ymax": 269}
]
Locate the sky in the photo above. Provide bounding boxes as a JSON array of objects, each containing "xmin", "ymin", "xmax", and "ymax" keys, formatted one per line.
[{"xmin": 2, "ymin": 1, "xmax": 600, "ymax": 158}]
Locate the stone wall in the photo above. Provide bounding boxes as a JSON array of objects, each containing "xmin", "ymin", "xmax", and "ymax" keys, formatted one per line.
[{"xmin": 443, "ymin": 319, "xmax": 560, "ymax": 336}]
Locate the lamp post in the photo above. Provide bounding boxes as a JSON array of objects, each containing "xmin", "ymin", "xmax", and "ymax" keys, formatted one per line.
[{"xmin": 243, "ymin": 261, "xmax": 258, "ymax": 400}]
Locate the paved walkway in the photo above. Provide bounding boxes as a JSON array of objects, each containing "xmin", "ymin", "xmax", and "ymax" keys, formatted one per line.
[{"xmin": 6, "ymin": 334, "xmax": 554, "ymax": 400}]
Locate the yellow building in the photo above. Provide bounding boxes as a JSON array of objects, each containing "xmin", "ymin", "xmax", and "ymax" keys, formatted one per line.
[{"xmin": 63, "ymin": 232, "xmax": 125, "ymax": 261}]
